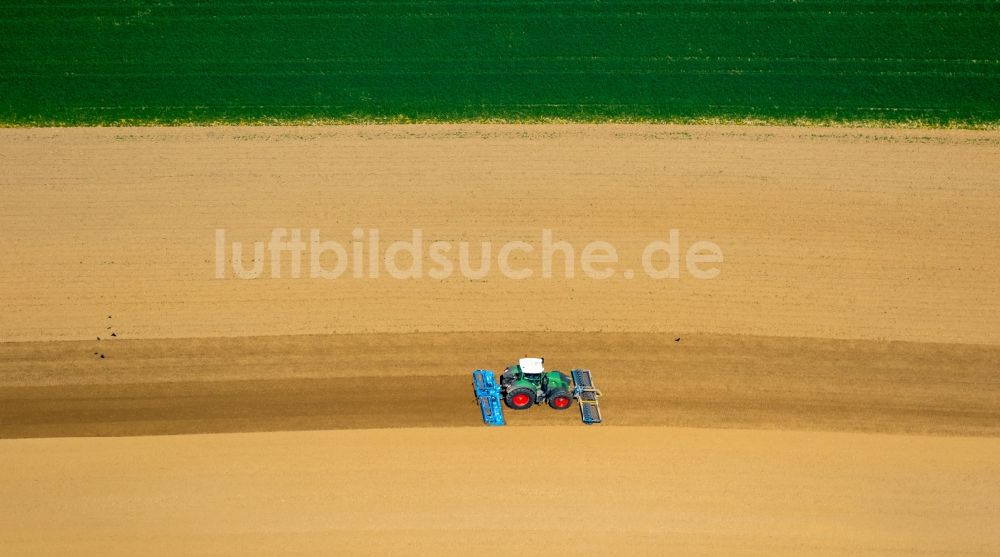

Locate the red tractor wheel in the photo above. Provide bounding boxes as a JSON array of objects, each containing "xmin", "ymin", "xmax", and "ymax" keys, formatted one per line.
[
  {"xmin": 547, "ymin": 390, "xmax": 573, "ymax": 410},
  {"xmin": 505, "ymin": 387, "xmax": 535, "ymax": 410}
]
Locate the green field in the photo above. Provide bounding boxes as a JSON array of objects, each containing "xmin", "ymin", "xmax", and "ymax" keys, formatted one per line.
[{"xmin": 2, "ymin": 1, "xmax": 999, "ymax": 126}]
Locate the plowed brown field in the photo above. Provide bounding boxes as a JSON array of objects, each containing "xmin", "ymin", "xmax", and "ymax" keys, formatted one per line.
[
  {"xmin": 2, "ymin": 125, "xmax": 999, "ymax": 555},
  {"xmin": 2, "ymin": 125, "xmax": 999, "ymax": 344}
]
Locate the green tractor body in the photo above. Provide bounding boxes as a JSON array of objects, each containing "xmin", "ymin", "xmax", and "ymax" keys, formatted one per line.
[{"xmin": 500, "ymin": 357, "xmax": 574, "ymax": 410}]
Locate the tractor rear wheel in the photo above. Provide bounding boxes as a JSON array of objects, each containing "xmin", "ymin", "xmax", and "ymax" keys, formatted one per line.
[
  {"xmin": 505, "ymin": 387, "xmax": 535, "ymax": 410},
  {"xmin": 547, "ymin": 390, "xmax": 573, "ymax": 410}
]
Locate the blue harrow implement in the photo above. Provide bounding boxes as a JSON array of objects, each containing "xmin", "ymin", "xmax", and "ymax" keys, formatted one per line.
[
  {"xmin": 472, "ymin": 369, "xmax": 506, "ymax": 426},
  {"xmin": 571, "ymin": 369, "xmax": 604, "ymax": 424}
]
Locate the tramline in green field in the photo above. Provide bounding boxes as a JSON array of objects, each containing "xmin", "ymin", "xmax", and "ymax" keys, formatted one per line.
[{"xmin": 2, "ymin": 1, "xmax": 998, "ymax": 126}]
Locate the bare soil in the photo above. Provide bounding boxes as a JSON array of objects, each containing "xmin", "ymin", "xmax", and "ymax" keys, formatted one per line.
[{"xmin": 2, "ymin": 125, "xmax": 999, "ymax": 555}]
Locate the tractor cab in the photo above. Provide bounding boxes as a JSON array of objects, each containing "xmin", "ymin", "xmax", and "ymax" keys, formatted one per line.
[{"xmin": 518, "ymin": 357, "xmax": 545, "ymax": 376}]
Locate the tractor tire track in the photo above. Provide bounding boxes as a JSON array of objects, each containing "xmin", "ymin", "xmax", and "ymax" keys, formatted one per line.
[{"xmin": 2, "ymin": 332, "xmax": 998, "ymax": 438}]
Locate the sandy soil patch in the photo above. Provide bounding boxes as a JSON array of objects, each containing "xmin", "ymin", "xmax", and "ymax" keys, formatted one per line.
[
  {"xmin": 4, "ymin": 426, "xmax": 999, "ymax": 556},
  {"xmin": 2, "ymin": 125, "xmax": 998, "ymax": 344}
]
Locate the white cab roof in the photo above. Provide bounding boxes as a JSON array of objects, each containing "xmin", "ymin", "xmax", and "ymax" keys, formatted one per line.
[{"xmin": 519, "ymin": 357, "xmax": 545, "ymax": 375}]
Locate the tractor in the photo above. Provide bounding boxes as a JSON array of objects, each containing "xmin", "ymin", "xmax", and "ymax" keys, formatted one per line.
[{"xmin": 499, "ymin": 357, "xmax": 574, "ymax": 410}]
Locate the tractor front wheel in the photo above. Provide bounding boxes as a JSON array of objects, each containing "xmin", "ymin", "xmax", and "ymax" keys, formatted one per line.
[
  {"xmin": 505, "ymin": 387, "xmax": 535, "ymax": 410},
  {"xmin": 547, "ymin": 390, "xmax": 573, "ymax": 410}
]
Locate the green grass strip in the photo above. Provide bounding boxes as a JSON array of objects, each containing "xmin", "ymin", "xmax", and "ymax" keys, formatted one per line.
[{"xmin": 2, "ymin": 1, "xmax": 998, "ymax": 127}]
